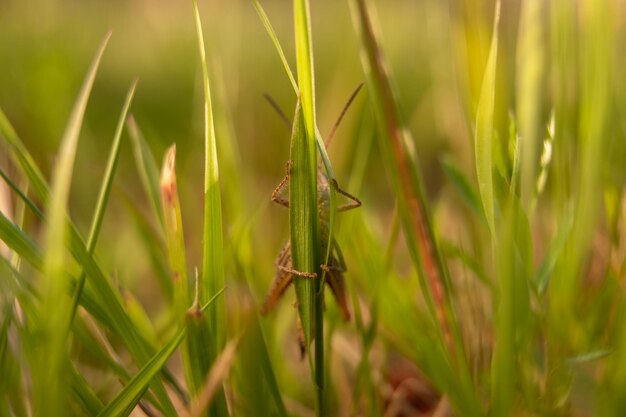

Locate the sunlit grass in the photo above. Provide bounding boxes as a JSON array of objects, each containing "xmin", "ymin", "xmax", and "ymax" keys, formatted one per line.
[{"xmin": 1, "ymin": 0, "xmax": 625, "ymax": 416}]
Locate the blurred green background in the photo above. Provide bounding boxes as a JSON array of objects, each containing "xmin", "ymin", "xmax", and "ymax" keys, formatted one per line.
[
  {"xmin": 3, "ymin": 0, "xmax": 626, "ymax": 415},
  {"xmin": 1, "ymin": 0, "xmax": 466, "ymax": 305}
]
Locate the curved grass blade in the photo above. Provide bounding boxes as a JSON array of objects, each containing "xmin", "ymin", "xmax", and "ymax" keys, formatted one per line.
[
  {"xmin": 69, "ymin": 79, "xmax": 138, "ymax": 324},
  {"xmin": 474, "ymin": 1, "xmax": 500, "ymax": 236},
  {"xmin": 253, "ymin": 0, "xmax": 298, "ymax": 94},
  {"xmin": 192, "ymin": 1, "xmax": 228, "ymax": 415},
  {"xmin": 0, "ymin": 165, "xmax": 178, "ymax": 416},
  {"xmin": 96, "ymin": 328, "xmax": 186, "ymax": 417},
  {"xmin": 127, "ymin": 115, "xmax": 165, "ymax": 230},
  {"xmin": 36, "ymin": 32, "xmax": 110, "ymax": 417},
  {"xmin": 348, "ymin": 0, "xmax": 480, "ymax": 414}
]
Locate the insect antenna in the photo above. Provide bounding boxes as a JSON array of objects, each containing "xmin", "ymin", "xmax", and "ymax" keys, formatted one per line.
[
  {"xmin": 325, "ymin": 82, "xmax": 364, "ymax": 148},
  {"xmin": 263, "ymin": 93, "xmax": 291, "ymax": 130}
]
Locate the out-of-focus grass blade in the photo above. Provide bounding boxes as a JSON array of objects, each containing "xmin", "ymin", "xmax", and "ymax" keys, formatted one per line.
[
  {"xmin": 1, "ymin": 314, "xmax": 28, "ymax": 417},
  {"xmin": 69, "ymin": 79, "xmax": 138, "ymax": 323},
  {"xmin": 0, "ymin": 142, "xmax": 178, "ymax": 415},
  {"xmin": 192, "ymin": 2, "xmax": 228, "ymax": 415},
  {"xmin": 535, "ymin": 203, "xmax": 574, "ymax": 295},
  {"xmin": 474, "ymin": 1, "xmax": 500, "ymax": 236},
  {"xmin": 491, "ymin": 199, "xmax": 531, "ymax": 416},
  {"xmin": 127, "ymin": 115, "xmax": 165, "ymax": 229},
  {"xmin": 234, "ymin": 315, "xmax": 289, "ymax": 417},
  {"xmin": 70, "ymin": 364, "xmax": 105, "ymax": 416},
  {"xmin": 160, "ymin": 145, "xmax": 189, "ymax": 329},
  {"xmin": 0, "ymin": 109, "xmax": 48, "ymax": 201},
  {"xmin": 96, "ymin": 328, "xmax": 186, "ymax": 417},
  {"xmin": 253, "ymin": 0, "xmax": 298, "ymax": 94},
  {"xmin": 188, "ymin": 338, "xmax": 239, "ymax": 417},
  {"xmin": 0, "ymin": 210, "xmax": 42, "ymax": 269},
  {"xmin": 348, "ymin": 0, "xmax": 479, "ymax": 414},
  {"xmin": 160, "ymin": 144, "xmax": 208, "ymax": 400},
  {"xmin": 440, "ymin": 155, "xmax": 485, "ymax": 222},
  {"xmin": 440, "ymin": 241, "xmax": 490, "ymax": 288},
  {"xmin": 36, "ymin": 31, "xmax": 110, "ymax": 417},
  {"xmin": 516, "ymin": 0, "xmax": 545, "ymax": 210},
  {"xmin": 118, "ymin": 192, "xmax": 172, "ymax": 300}
]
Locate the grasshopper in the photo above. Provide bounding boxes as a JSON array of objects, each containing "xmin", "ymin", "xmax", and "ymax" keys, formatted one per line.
[{"xmin": 261, "ymin": 85, "xmax": 362, "ymax": 352}]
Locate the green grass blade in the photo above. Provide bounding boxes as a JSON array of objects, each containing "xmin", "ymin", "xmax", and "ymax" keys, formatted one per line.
[
  {"xmin": 96, "ymin": 328, "xmax": 186, "ymax": 417},
  {"xmin": 292, "ymin": 1, "xmax": 324, "ymax": 414},
  {"xmin": 70, "ymin": 364, "xmax": 105, "ymax": 416},
  {"xmin": 440, "ymin": 155, "xmax": 485, "ymax": 222},
  {"xmin": 516, "ymin": 0, "xmax": 545, "ymax": 210},
  {"xmin": 0, "ymin": 132, "xmax": 178, "ymax": 416},
  {"xmin": 0, "ymin": 109, "xmax": 48, "ymax": 201},
  {"xmin": 474, "ymin": 1, "xmax": 500, "ymax": 236},
  {"xmin": 36, "ymin": 31, "xmax": 110, "ymax": 417},
  {"xmin": 69, "ymin": 79, "xmax": 138, "ymax": 324},
  {"xmin": 288, "ymin": 101, "xmax": 317, "ymax": 351},
  {"xmin": 127, "ymin": 115, "xmax": 165, "ymax": 229},
  {"xmin": 192, "ymin": 1, "xmax": 228, "ymax": 415},
  {"xmin": 253, "ymin": 0, "xmax": 298, "ymax": 94},
  {"xmin": 0, "ymin": 210, "xmax": 42, "ymax": 270},
  {"xmin": 348, "ymin": 0, "xmax": 479, "ymax": 414}
]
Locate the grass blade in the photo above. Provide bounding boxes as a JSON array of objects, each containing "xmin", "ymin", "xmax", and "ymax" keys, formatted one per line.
[
  {"xmin": 348, "ymin": 0, "xmax": 479, "ymax": 414},
  {"xmin": 127, "ymin": 115, "xmax": 165, "ymax": 229},
  {"xmin": 96, "ymin": 328, "xmax": 186, "ymax": 417},
  {"xmin": 253, "ymin": 0, "xmax": 298, "ymax": 94},
  {"xmin": 69, "ymin": 79, "xmax": 138, "ymax": 324},
  {"xmin": 516, "ymin": 0, "xmax": 545, "ymax": 210},
  {"xmin": 35, "ymin": 31, "xmax": 110, "ymax": 417},
  {"xmin": 192, "ymin": 1, "xmax": 228, "ymax": 415},
  {"xmin": 292, "ymin": 3, "xmax": 326, "ymax": 416},
  {"xmin": 474, "ymin": 1, "xmax": 500, "ymax": 236}
]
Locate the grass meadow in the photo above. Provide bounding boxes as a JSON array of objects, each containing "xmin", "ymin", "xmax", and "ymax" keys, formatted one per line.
[{"xmin": 1, "ymin": 0, "xmax": 626, "ymax": 416}]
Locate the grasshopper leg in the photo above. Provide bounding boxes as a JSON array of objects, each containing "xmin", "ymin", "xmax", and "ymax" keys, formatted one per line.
[{"xmin": 271, "ymin": 161, "xmax": 291, "ymax": 208}]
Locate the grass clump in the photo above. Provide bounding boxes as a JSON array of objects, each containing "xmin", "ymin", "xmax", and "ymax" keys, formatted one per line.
[{"xmin": 1, "ymin": 0, "xmax": 626, "ymax": 416}]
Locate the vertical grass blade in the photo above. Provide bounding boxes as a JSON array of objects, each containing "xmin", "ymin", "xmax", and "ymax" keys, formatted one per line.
[
  {"xmin": 516, "ymin": 0, "xmax": 545, "ymax": 211},
  {"xmin": 348, "ymin": 0, "xmax": 479, "ymax": 415},
  {"xmin": 69, "ymin": 79, "xmax": 138, "ymax": 324},
  {"xmin": 474, "ymin": 1, "xmax": 500, "ymax": 236},
  {"xmin": 292, "ymin": 2, "xmax": 324, "ymax": 414},
  {"xmin": 35, "ymin": 31, "xmax": 110, "ymax": 417},
  {"xmin": 192, "ymin": 1, "xmax": 228, "ymax": 415},
  {"xmin": 127, "ymin": 115, "xmax": 165, "ymax": 229}
]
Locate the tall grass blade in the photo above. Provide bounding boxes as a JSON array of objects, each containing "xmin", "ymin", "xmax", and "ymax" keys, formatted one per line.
[
  {"xmin": 292, "ymin": 2, "xmax": 325, "ymax": 415},
  {"xmin": 474, "ymin": 1, "xmax": 500, "ymax": 236},
  {"xmin": 516, "ymin": 0, "xmax": 545, "ymax": 210},
  {"xmin": 348, "ymin": 0, "xmax": 479, "ymax": 414},
  {"xmin": 127, "ymin": 115, "xmax": 165, "ymax": 229},
  {"xmin": 192, "ymin": 1, "xmax": 228, "ymax": 415},
  {"xmin": 35, "ymin": 31, "xmax": 110, "ymax": 417},
  {"xmin": 69, "ymin": 79, "xmax": 138, "ymax": 324}
]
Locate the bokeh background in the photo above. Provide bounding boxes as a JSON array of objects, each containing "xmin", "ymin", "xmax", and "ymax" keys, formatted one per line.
[{"xmin": 3, "ymin": 0, "xmax": 626, "ymax": 415}]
